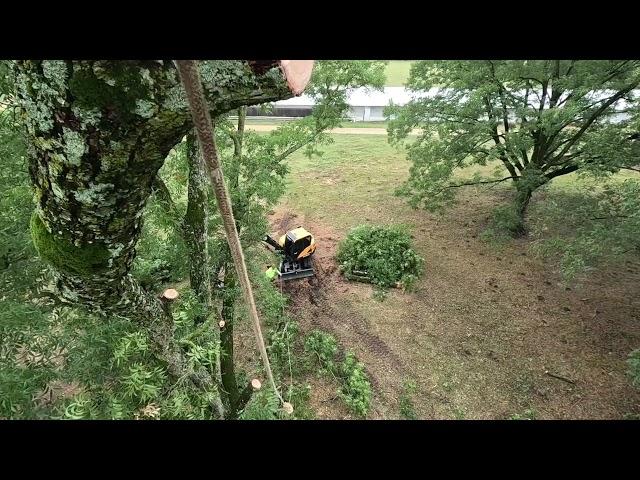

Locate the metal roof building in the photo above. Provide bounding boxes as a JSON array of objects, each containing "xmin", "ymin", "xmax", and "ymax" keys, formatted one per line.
[
  {"xmin": 248, "ymin": 87, "xmax": 433, "ymax": 121},
  {"xmin": 247, "ymin": 87, "xmax": 635, "ymax": 123}
]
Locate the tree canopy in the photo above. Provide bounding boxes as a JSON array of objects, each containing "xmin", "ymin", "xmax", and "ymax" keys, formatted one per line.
[{"xmin": 388, "ymin": 60, "xmax": 640, "ymax": 234}]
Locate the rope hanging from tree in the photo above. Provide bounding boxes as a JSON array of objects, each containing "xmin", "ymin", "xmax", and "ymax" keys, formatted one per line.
[{"xmin": 175, "ymin": 60, "xmax": 292, "ymax": 414}]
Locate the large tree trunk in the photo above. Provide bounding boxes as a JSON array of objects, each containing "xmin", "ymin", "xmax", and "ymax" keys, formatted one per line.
[
  {"xmin": 217, "ymin": 265, "xmax": 255, "ymax": 418},
  {"xmin": 184, "ymin": 107, "xmax": 256, "ymax": 418},
  {"xmin": 512, "ymin": 166, "xmax": 548, "ymax": 236},
  {"xmin": 184, "ymin": 138, "xmax": 246, "ymax": 418},
  {"xmin": 510, "ymin": 186, "xmax": 532, "ymax": 237},
  {"xmin": 12, "ymin": 60, "xmax": 307, "ymax": 390}
]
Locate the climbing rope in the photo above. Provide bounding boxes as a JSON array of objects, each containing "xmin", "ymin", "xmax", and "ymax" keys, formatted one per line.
[{"xmin": 175, "ymin": 60, "xmax": 291, "ymax": 413}]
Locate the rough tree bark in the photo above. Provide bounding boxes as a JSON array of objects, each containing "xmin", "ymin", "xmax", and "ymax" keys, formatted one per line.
[
  {"xmin": 217, "ymin": 108, "xmax": 249, "ymax": 417},
  {"xmin": 12, "ymin": 60, "xmax": 303, "ymax": 392},
  {"xmin": 512, "ymin": 166, "xmax": 554, "ymax": 235},
  {"xmin": 183, "ymin": 116, "xmax": 253, "ymax": 418},
  {"xmin": 184, "ymin": 131, "xmax": 211, "ymax": 325},
  {"xmin": 184, "ymin": 130, "xmax": 227, "ymax": 416}
]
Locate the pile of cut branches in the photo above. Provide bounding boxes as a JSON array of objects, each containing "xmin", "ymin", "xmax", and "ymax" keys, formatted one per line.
[{"xmin": 336, "ymin": 225, "xmax": 424, "ymax": 290}]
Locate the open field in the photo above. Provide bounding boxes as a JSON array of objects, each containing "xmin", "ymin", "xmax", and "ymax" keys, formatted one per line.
[
  {"xmin": 245, "ymin": 124, "xmax": 403, "ymax": 136},
  {"xmin": 253, "ymin": 134, "xmax": 640, "ymax": 419},
  {"xmin": 244, "ymin": 118, "xmax": 389, "ymax": 129}
]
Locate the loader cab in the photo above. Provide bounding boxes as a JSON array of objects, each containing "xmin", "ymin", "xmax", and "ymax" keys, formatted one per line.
[{"xmin": 283, "ymin": 227, "xmax": 316, "ymax": 260}]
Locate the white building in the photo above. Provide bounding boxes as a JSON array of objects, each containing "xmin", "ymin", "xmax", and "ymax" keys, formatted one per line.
[
  {"xmin": 246, "ymin": 87, "xmax": 635, "ymax": 123},
  {"xmin": 247, "ymin": 87, "xmax": 431, "ymax": 122}
]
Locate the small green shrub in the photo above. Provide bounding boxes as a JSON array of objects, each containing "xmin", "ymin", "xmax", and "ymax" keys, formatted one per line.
[
  {"xmin": 304, "ymin": 330, "xmax": 339, "ymax": 376},
  {"xmin": 399, "ymin": 380, "xmax": 417, "ymax": 420},
  {"xmin": 509, "ymin": 408, "xmax": 537, "ymax": 420},
  {"xmin": 453, "ymin": 407, "xmax": 467, "ymax": 420},
  {"xmin": 303, "ymin": 330, "xmax": 372, "ymax": 418},
  {"xmin": 339, "ymin": 352, "xmax": 372, "ymax": 418},
  {"xmin": 337, "ymin": 225, "xmax": 424, "ymax": 289},
  {"xmin": 269, "ymin": 320, "xmax": 300, "ymax": 376},
  {"xmin": 627, "ymin": 349, "xmax": 640, "ymax": 389},
  {"xmin": 285, "ymin": 383, "xmax": 315, "ymax": 420},
  {"xmin": 239, "ymin": 387, "xmax": 281, "ymax": 420}
]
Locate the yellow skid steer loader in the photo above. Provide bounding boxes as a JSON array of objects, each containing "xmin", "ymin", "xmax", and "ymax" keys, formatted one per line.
[{"xmin": 263, "ymin": 227, "xmax": 316, "ymax": 281}]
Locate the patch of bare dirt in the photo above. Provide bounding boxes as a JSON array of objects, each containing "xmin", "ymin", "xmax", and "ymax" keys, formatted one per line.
[{"xmin": 304, "ymin": 375, "xmax": 352, "ymax": 420}]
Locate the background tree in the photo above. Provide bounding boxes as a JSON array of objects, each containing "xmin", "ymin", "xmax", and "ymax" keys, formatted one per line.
[{"xmin": 388, "ymin": 60, "xmax": 640, "ymax": 235}]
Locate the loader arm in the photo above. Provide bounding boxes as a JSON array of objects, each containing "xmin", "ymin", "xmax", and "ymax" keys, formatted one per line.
[{"xmin": 263, "ymin": 234, "xmax": 283, "ymax": 251}]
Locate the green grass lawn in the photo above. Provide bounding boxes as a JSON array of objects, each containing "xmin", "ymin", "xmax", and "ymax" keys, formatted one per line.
[
  {"xmin": 284, "ymin": 134, "xmax": 416, "ymax": 229},
  {"xmin": 339, "ymin": 121, "xmax": 388, "ymax": 129},
  {"xmin": 282, "ymin": 134, "xmax": 634, "ymax": 228},
  {"xmin": 385, "ymin": 61, "xmax": 414, "ymax": 87}
]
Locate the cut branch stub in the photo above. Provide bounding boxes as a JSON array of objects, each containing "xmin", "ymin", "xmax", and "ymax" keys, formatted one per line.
[
  {"xmin": 162, "ymin": 288, "xmax": 179, "ymax": 301},
  {"xmin": 278, "ymin": 60, "xmax": 315, "ymax": 96},
  {"xmin": 251, "ymin": 378, "xmax": 262, "ymax": 391},
  {"xmin": 247, "ymin": 60, "xmax": 314, "ymax": 95},
  {"xmin": 282, "ymin": 402, "xmax": 294, "ymax": 415}
]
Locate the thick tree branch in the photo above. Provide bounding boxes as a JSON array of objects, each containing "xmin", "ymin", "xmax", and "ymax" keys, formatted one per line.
[
  {"xmin": 549, "ymin": 82, "xmax": 640, "ymax": 163},
  {"xmin": 483, "ymin": 96, "xmax": 519, "ymax": 179},
  {"xmin": 441, "ymin": 176, "xmax": 517, "ymax": 190},
  {"xmin": 487, "ymin": 61, "xmax": 510, "ymax": 133},
  {"xmin": 176, "ymin": 59, "xmax": 290, "ymax": 409},
  {"xmin": 545, "ymin": 164, "xmax": 579, "ymax": 180},
  {"xmin": 235, "ymin": 106, "xmax": 246, "ymax": 158}
]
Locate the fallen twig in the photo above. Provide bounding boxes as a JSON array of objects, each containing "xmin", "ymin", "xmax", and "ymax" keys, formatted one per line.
[{"xmin": 545, "ymin": 370, "xmax": 576, "ymax": 385}]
